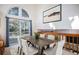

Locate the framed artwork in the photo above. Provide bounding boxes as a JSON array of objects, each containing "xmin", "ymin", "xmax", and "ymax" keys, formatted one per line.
[{"xmin": 43, "ymin": 4, "xmax": 62, "ymax": 23}]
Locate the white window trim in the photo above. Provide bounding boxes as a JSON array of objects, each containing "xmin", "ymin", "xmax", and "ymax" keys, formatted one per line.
[{"xmin": 7, "ymin": 15, "xmax": 29, "ymax": 20}]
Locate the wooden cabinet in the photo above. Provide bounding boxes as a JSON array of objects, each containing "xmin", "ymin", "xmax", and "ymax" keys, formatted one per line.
[{"xmin": 64, "ymin": 36, "xmax": 79, "ymax": 54}]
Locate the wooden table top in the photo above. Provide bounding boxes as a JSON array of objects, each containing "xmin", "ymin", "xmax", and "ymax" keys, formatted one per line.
[
  {"xmin": 27, "ymin": 38, "xmax": 54, "ymax": 47},
  {"xmin": 38, "ymin": 29, "xmax": 79, "ymax": 36}
]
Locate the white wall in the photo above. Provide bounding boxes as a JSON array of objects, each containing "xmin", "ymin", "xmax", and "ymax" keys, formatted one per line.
[{"xmin": 35, "ymin": 4, "xmax": 79, "ymax": 30}]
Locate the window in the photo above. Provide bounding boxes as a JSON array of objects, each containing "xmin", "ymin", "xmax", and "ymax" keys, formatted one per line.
[
  {"xmin": 8, "ymin": 7, "xmax": 19, "ymax": 16},
  {"xmin": 8, "ymin": 7, "xmax": 29, "ymax": 18},
  {"xmin": 7, "ymin": 7, "xmax": 30, "ymax": 46},
  {"xmin": 22, "ymin": 9, "xmax": 29, "ymax": 17}
]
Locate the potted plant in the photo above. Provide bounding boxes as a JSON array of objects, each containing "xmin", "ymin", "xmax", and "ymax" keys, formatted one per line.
[
  {"xmin": 34, "ymin": 32, "xmax": 40, "ymax": 40},
  {"xmin": 55, "ymin": 35, "xmax": 61, "ymax": 42}
]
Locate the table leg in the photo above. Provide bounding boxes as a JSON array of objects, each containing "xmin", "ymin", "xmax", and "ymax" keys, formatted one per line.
[
  {"xmin": 40, "ymin": 47, "xmax": 44, "ymax": 55},
  {"xmin": 47, "ymin": 45, "xmax": 49, "ymax": 48},
  {"xmin": 35, "ymin": 46, "xmax": 45, "ymax": 55}
]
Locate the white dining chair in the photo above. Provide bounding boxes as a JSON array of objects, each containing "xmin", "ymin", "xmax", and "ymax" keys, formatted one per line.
[
  {"xmin": 21, "ymin": 39, "xmax": 38, "ymax": 55},
  {"xmin": 9, "ymin": 36, "xmax": 21, "ymax": 55},
  {"xmin": 44, "ymin": 36, "xmax": 65, "ymax": 55},
  {"xmin": 56, "ymin": 39, "xmax": 65, "ymax": 55}
]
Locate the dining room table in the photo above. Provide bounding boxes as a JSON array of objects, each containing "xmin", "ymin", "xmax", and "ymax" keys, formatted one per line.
[{"xmin": 27, "ymin": 37, "xmax": 54, "ymax": 55}]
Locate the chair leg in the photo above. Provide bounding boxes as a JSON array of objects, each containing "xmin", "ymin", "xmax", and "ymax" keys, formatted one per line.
[
  {"xmin": 47, "ymin": 45, "xmax": 49, "ymax": 49},
  {"xmin": 53, "ymin": 44, "xmax": 56, "ymax": 48},
  {"xmin": 23, "ymin": 52, "xmax": 25, "ymax": 55}
]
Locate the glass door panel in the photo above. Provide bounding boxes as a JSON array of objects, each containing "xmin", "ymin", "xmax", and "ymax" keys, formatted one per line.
[
  {"xmin": 8, "ymin": 18, "xmax": 20, "ymax": 46},
  {"xmin": 20, "ymin": 20, "xmax": 30, "ymax": 38},
  {"xmin": 9, "ymin": 19, "xmax": 19, "ymax": 36}
]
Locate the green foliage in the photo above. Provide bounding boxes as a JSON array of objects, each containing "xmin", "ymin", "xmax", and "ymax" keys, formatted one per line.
[
  {"xmin": 55, "ymin": 35, "xmax": 61, "ymax": 42},
  {"xmin": 34, "ymin": 32, "xmax": 40, "ymax": 39}
]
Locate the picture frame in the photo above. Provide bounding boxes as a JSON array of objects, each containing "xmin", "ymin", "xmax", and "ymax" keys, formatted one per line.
[{"xmin": 43, "ymin": 4, "xmax": 62, "ymax": 23}]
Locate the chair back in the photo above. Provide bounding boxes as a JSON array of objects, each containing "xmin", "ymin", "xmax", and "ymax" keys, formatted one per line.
[
  {"xmin": 10, "ymin": 36, "xmax": 21, "ymax": 55},
  {"xmin": 21, "ymin": 39, "xmax": 28, "ymax": 54},
  {"xmin": 56, "ymin": 39, "xmax": 65, "ymax": 55},
  {"xmin": 16, "ymin": 36, "xmax": 23, "ymax": 54}
]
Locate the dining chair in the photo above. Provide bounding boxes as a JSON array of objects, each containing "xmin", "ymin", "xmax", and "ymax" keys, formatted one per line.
[
  {"xmin": 44, "ymin": 37, "xmax": 65, "ymax": 55},
  {"xmin": 10, "ymin": 36, "xmax": 21, "ymax": 55},
  {"xmin": 56, "ymin": 39, "xmax": 65, "ymax": 55},
  {"xmin": 21, "ymin": 38, "xmax": 38, "ymax": 55}
]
